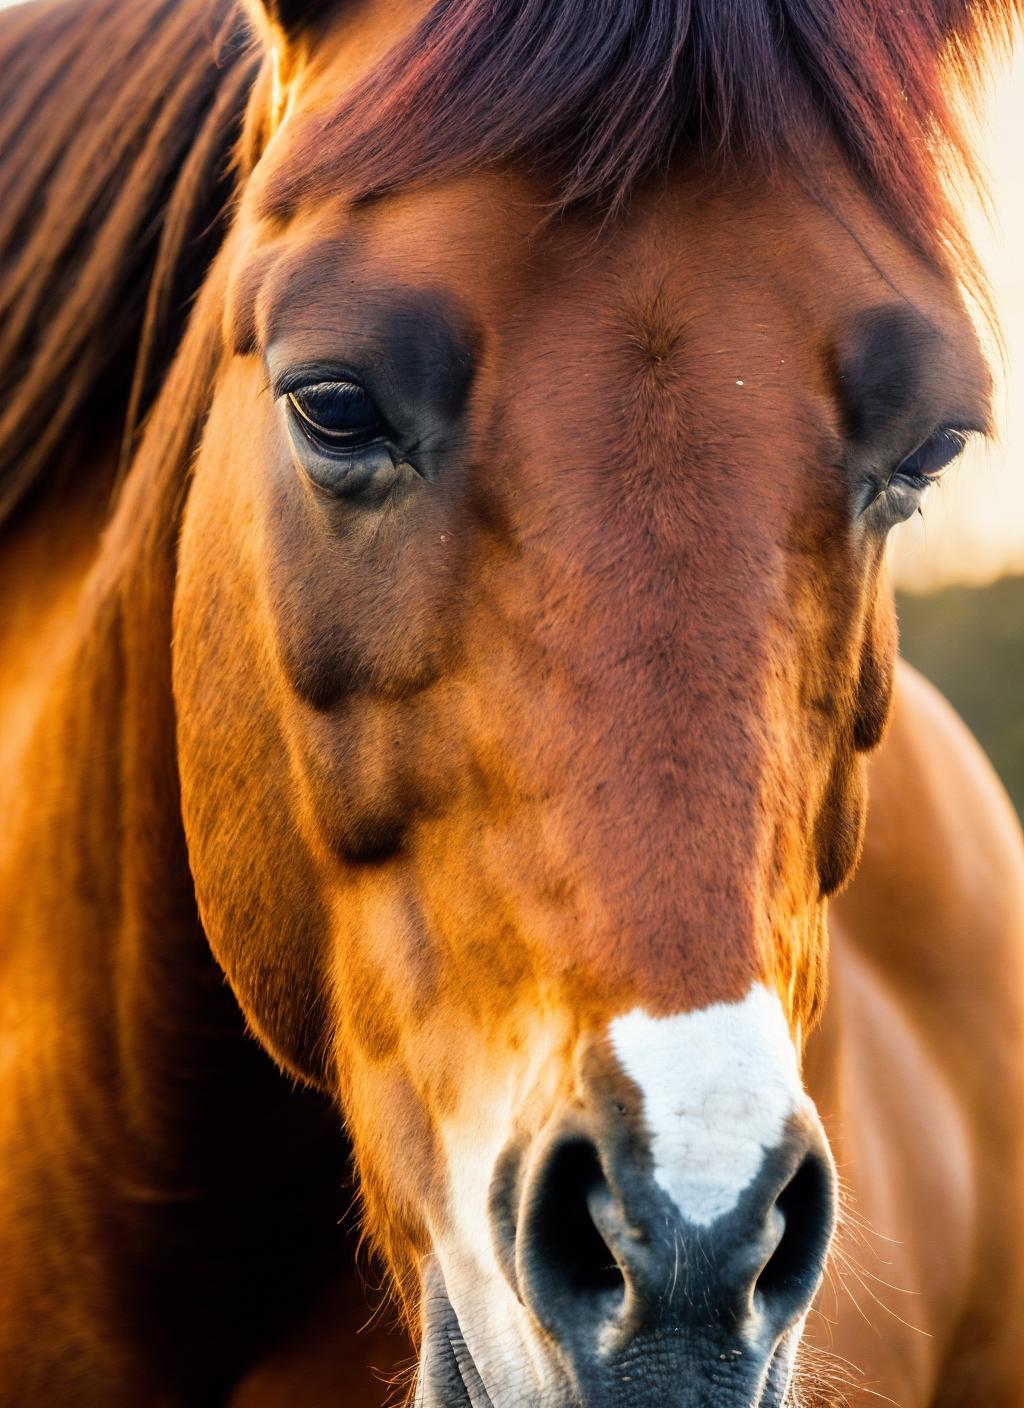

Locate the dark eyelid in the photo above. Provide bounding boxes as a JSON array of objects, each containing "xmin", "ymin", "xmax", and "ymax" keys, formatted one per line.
[
  {"xmin": 896, "ymin": 422, "xmax": 984, "ymax": 474},
  {"xmin": 273, "ymin": 363, "xmax": 371, "ymax": 399},
  {"xmin": 287, "ymin": 388, "xmax": 369, "ymax": 431},
  {"xmin": 933, "ymin": 420, "xmax": 988, "ymax": 442}
]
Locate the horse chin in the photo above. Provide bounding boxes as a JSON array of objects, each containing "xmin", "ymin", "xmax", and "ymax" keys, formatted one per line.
[
  {"xmin": 416, "ymin": 1263, "xmax": 803, "ymax": 1408},
  {"xmin": 416, "ymin": 1262, "xmax": 556, "ymax": 1408}
]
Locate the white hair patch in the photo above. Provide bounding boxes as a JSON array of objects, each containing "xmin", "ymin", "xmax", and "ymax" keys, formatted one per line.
[{"xmin": 609, "ymin": 983, "xmax": 808, "ymax": 1227}]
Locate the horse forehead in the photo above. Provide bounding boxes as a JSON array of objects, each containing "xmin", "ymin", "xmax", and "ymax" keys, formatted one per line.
[{"xmin": 247, "ymin": 153, "xmax": 830, "ymax": 323}]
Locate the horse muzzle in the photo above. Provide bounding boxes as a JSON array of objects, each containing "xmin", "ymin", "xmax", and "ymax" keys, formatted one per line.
[
  {"xmin": 417, "ymin": 1115, "xmax": 836, "ymax": 1407},
  {"xmin": 417, "ymin": 989, "xmax": 837, "ymax": 1405}
]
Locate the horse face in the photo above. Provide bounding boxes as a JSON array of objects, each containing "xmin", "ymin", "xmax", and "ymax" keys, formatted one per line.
[{"xmin": 172, "ymin": 12, "xmax": 990, "ymax": 1402}]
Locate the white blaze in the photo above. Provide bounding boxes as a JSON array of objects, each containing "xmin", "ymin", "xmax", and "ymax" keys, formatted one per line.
[{"xmin": 609, "ymin": 983, "xmax": 807, "ymax": 1227}]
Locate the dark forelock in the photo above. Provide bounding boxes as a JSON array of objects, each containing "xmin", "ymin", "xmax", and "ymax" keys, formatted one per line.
[{"xmin": 262, "ymin": 0, "xmax": 1020, "ymax": 276}]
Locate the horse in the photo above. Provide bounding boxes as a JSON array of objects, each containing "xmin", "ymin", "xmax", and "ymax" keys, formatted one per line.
[{"xmin": 2, "ymin": 0, "xmax": 1023, "ymax": 1402}]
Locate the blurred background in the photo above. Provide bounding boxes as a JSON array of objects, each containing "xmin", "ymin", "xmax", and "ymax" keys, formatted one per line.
[
  {"xmin": 1, "ymin": 0, "xmax": 1020, "ymax": 814},
  {"xmin": 888, "ymin": 43, "xmax": 1024, "ymax": 818}
]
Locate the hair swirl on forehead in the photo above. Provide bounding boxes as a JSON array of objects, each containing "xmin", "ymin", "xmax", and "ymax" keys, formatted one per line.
[{"xmin": 263, "ymin": 0, "xmax": 1019, "ymax": 270}]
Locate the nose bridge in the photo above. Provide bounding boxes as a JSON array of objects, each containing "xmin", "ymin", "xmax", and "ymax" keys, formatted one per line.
[
  {"xmin": 466, "ymin": 314, "xmax": 806, "ymax": 1003},
  {"xmin": 475, "ymin": 698, "xmax": 775, "ymax": 1021},
  {"xmin": 468, "ymin": 518, "xmax": 787, "ymax": 1012}
]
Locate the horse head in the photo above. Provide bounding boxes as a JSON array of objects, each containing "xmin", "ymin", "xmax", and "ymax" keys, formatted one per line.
[{"xmin": 169, "ymin": 1, "xmax": 996, "ymax": 1401}]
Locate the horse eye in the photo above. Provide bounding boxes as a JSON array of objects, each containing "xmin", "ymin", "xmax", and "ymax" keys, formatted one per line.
[
  {"xmin": 895, "ymin": 426, "xmax": 972, "ymax": 484},
  {"xmin": 287, "ymin": 380, "xmax": 385, "ymax": 451}
]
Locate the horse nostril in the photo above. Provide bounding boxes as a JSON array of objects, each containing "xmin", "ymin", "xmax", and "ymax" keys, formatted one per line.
[
  {"xmin": 518, "ymin": 1138, "xmax": 626, "ymax": 1335},
  {"xmin": 493, "ymin": 1123, "xmax": 835, "ymax": 1361},
  {"xmin": 753, "ymin": 1150, "xmax": 835, "ymax": 1325}
]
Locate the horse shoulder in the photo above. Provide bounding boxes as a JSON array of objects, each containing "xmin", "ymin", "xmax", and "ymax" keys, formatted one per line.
[
  {"xmin": 808, "ymin": 658, "xmax": 1024, "ymax": 1405},
  {"xmin": 835, "ymin": 656, "xmax": 1024, "ymax": 1085}
]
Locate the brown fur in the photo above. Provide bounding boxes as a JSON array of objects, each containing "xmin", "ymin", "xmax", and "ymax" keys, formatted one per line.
[{"xmin": 2, "ymin": 0, "xmax": 1023, "ymax": 1403}]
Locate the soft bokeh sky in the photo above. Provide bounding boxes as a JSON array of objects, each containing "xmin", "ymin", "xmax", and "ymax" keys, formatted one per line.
[
  {"xmin": 1, "ymin": 0, "xmax": 1020, "ymax": 588},
  {"xmin": 891, "ymin": 48, "xmax": 1024, "ymax": 590}
]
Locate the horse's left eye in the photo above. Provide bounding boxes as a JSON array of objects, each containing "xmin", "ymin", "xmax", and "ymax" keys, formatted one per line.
[
  {"xmin": 894, "ymin": 426, "xmax": 972, "ymax": 487},
  {"xmin": 287, "ymin": 380, "xmax": 386, "ymax": 452}
]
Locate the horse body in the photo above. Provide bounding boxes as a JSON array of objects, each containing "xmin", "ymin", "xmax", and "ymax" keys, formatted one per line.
[{"xmin": 2, "ymin": 0, "xmax": 1024, "ymax": 1404}]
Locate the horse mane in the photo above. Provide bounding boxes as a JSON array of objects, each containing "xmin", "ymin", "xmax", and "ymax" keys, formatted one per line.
[
  {"xmin": 267, "ymin": 0, "xmax": 1020, "ymax": 281},
  {"xmin": 0, "ymin": 0, "xmax": 258, "ymax": 529}
]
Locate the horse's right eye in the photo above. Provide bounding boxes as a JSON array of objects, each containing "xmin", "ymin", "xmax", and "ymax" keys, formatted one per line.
[{"xmin": 287, "ymin": 380, "xmax": 387, "ymax": 454}]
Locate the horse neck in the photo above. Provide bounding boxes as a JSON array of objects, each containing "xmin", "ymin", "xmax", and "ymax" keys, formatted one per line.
[
  {"xmin": 0, "ymin": 328, "xmax": 229, "ymax": 1170},
  {"xmin": 0, "ymin": 305, "xmax": 349, "ymax": 1399}
]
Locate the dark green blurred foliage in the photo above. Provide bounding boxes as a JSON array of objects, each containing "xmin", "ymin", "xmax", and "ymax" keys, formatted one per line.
[{"xmin": 897, "ymin": 576, "xmax": 1024, "ymax": 819}]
